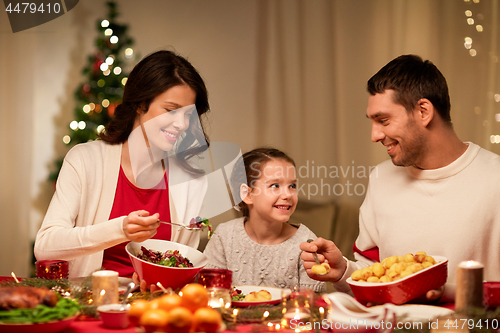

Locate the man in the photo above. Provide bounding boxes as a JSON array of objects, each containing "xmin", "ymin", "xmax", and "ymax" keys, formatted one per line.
[{"xmin": 301, "ymin": 54, "xmax": 500, "ymax": 301}]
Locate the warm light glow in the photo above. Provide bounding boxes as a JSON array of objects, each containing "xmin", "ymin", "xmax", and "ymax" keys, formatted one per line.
[
  {"xmin": 467, "ymin": 18, "xmax": 474, "ymax": 25},
  {"xmin": 70, "ymin": 121, "xmax": 78, "ymax": 130},
  {"xmin": 465, "ymin": 10, "xmax": 472, "ymax": 17},
  {"xmin": 464, "ymin": 42, "xmax": 472, "ymax": 49},
  {"xmin": 101, "ymin": 20, "xmax": 109, "ymax": 28},
  {"xmin": 105, "ymin": 56, "xmax": 114, "ymax": 65},
  {"xmin": 110, "ymin": 36, "xmax": 119, "ymax": 44},
  {"xmin": 113, "ymin": 67, "xmax": 122, "ymax": 75},
  {"xmin": 103, "ymin": 69, "xmax": 111, "ymax": 76},
  {"xmin": 100, "ymin": 63, "xmax": 109, "ymax": 71},
  {"xmin": 232, "ymin": 309, "xmax": 238, "ymax": 316},
  {"xmin": 319, "ymin": 307, "xmax": 325, "ymax": 315},
  {"xmin": 496, "ymin": 135, "xmax": 500, "ymax": 144},
  {"xmin": 473, "ymin": 0, "xmax": 479, "ymax": 3},
  {"xmin": 464, "ymin": 0, "xmax": 470, "ymax": 2},
  {"xmin": 104, "ymin": 28, "xmax": 113, "ymax": 36},
  {"xmin": 465, "ymin": 37, "xmax": 473, "ymax": 44},
  {"xmin": 100, "ymin": 289, "xmax": 106, "ymax": 296},
  {"xmin": 494, "ymin": 94, "xmax": 500, "ymax": 102},
  {"xmin": 495, "ymin": 114, "xmax": 500, "ymax": 122},
  {"xmin": 476, "ymin": 25, "xmax": 483, "ymax": 32},
  {"xmin": 97, "ymin": 125, "xmax": 105, "ymax": 134},
  {"xmin": 125, "ymin": 48, "xmax": 134, "ymax": 58},
  {"xmin": 102, "ymin": 99, "xmax": 110, "ymax": 107},
  {"xmin": 263, "ymin": 311, "xmax": 269, "ymax": 318},
  {"xmin": 83, "ymin": 105, "xmax": 91, "ymax": 113},
  {"xmin": 78, "ymin": 121, "xmax": 86, "ymax": 130},
  {"xmin": 121, "ymin": 77, "xmax": 128, "ymax": 85},
  {"xmin": 97, "ymin": 79, "xmax": 105, "ymax": 87},
  {"xmin": 63, "ymin": 135, "xmax": 71, "ymax": 144},
  {"xmin": 89, "ymin": 102, "xmax": 96, "ymax": 110},
  {"xmin": 470, "ymin": 49, "xmax": 477, "ymax": 56}
]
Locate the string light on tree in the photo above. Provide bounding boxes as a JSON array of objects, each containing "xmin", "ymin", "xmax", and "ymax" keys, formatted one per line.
[{"xmin": 48, "ymin": 0, "xmax": 136, "ymax": 183}]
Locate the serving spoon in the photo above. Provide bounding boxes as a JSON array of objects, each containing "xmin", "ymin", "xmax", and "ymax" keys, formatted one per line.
[
  {"xmin": 121, "ymin": 282, "xmax": 135, "ymax": 311},
  {"xmin": 307, "ymin": 239, "xmax": 330, "ymax": 276}
]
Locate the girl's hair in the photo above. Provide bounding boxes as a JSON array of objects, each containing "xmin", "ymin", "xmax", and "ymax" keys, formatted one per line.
[
  {"xmin": 231, "ymin": 147, "xmax": 296, "ymax": 217},
  {"xmin": 99, "ymin": 50, "xmax": 210, "ymax": 174}
]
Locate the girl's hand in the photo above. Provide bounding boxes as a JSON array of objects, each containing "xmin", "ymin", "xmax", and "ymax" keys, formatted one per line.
[
  {"xmin": 123, "ymin": 210, "xmax": 160, "ymax": 242},
  {"xmin": 132, "ymin": 272, "xmax": 158, "ymax": 293},
  {"xmin": 300, "ymin": 237, "xmax": 347, "ymax": 282}
]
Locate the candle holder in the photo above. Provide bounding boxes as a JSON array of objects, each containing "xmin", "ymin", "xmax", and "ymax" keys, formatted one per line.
[
  {"xmin": 456, "ymin": 260, "xmax": 484, "ymax": 311},
  {"xmin": 35, "ymin": 260, "xmax": 69, "ymax": 279},
  {"xmin": 281, "ymin": 287, "xmax": 314, "ymax": 331},
  {"xmin": 197, "ymin": 268, "xmax": 232, "ymax": 311},
  {"xmin": 92, "ymin": 270, "xmax": 119, "ymax": 307}
]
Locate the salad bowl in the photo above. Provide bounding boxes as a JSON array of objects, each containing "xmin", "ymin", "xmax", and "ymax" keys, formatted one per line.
[{"xmin": 126, "ymin": 239, "xmax": 207, "ymax": 290}]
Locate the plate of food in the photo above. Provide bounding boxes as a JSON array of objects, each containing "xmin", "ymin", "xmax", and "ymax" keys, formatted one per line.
[
  {"xmin": 0, "ymin": 285, "xmax": 80, "ymax": 333},
  {"xmin": 231, "ymin": 285, "xmax": 282, "ymax": 307}
]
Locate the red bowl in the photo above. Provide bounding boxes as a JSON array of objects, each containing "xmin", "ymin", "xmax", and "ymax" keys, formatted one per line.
[
  {"xmin": 347, "ymin": 256, "xmax": 448, "ymax": 305},
  {"xmin": 484, "ymin": 281, "xmax": 500, "ymax": 309},
  {"xmin": 126, "ymin": 239, "xmax": 207, "ymax": 290}
]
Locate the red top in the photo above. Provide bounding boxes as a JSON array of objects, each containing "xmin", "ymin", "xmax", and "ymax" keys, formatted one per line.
[{"xmin": 102, "ymin": 166, "xmax": 171, "ymax": 277}]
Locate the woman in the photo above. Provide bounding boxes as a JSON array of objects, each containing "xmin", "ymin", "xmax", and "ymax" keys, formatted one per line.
[{"xmin": 35, "ymin": 50, "xmax": 210, "ymax": 281}]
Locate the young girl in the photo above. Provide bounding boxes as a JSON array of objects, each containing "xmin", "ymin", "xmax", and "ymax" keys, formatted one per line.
[{"xmin": 203, "ymin": 148, "xmax": 325, "ymax": 292}]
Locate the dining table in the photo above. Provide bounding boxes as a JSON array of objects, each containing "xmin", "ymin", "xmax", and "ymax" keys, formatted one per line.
[{"xmin": 2, "ymin": 275, "xmax": 497, "ymax": 333}]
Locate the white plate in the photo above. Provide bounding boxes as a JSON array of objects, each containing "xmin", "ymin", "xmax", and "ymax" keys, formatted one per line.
[
  {"xmin": 232, "ymin": 285, "xmax": 282, "ymax": 307},
  {"xmin": 377, "ymin": 304, "xmax": 453, "ymax": 322}
]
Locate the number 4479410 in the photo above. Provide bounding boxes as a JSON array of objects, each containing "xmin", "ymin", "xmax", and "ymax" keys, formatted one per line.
[
  {"xmin": 444, "ymin": 318, "xmax": 499, "ymax": 330},
  {"xmin": 5, "ymin": 3, "xmax": 61, "ymax": 14}
]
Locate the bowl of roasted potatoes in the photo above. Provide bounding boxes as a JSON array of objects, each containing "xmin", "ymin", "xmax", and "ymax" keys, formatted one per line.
[{"xmin": 346, "ymin": 252, "xmax": 448, "ymax": 305}]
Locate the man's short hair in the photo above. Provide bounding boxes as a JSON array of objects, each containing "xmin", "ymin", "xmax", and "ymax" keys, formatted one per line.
[{"xmin": 367, "ymin": 54, "xmax": 451, "ymax": 123}]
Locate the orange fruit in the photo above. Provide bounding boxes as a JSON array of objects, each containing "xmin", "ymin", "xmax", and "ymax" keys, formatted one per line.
[
  {"xmin": 140, "ymin": 308, "xmax": 169, "ymax": 333},
  {"xmin": 128, "ymin": 299, "xmax": 150, "ymax": 327},
  {"xmin": 179, "ymin": 283, "xmax": 208, "ymax": 313},
  {"xmin": 156, "ymin": 294, "xmax": 182, "ymax": 312},
  {"xmin": 192, "ymin": 307, "xmax": 222, "ymax": 333},
  {"xmin": 164, "ymin": 306, "xmax": 192, "ymax": 333}
]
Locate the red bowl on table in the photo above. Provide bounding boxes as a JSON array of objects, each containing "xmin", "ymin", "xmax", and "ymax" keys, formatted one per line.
[
  {"xmin": 126, "ymin": 239, "xmax": 207, "ymax": 290},
  {"xmin": 347, "ymin": 256, "xmax": 448, "ymax": 305}
]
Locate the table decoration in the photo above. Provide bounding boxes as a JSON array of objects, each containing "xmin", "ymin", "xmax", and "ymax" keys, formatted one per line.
[
  {"xmin": 92, "ymin": 270, "xmax": 119, "ymax": 307},
  {"xmin": 35, "ymin": 260, "xmax": 69, "ymax": 280},
  {"xmin": 456, "ymin": 261, "xmax": 484, "ymax": 311},
  {"xmin": 198, "ymin": 268, "xmax": 232, "ymax": 310}
]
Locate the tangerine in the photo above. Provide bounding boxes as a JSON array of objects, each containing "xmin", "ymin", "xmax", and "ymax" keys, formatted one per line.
[
  {"xmin": 128, "ymin": 299, "xmax": 150, "ymax": 327},
  {"xmin": 156, "ymin": 294, "xmax": 182, "ymax": 312},
  {"xmin": 179, "ymin": 283, "xmax": 208, "ymax": 312},
  {"xmin": 192, "ymin": 307, "xmax": 222, "ymax": 333},
  {"xmin": 140, "ymin": 308, "xmax": 169, "ymax": 333},
  {"xmin": 164, "ymin": 306, "xmax": 192, "ymax": 333}
]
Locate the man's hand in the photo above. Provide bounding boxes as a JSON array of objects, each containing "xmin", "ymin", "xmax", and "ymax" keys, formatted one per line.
[
  {"xmin": 300, "ymin": 237, "xmax": 347, "ymax": 282},
  {"xmin": 123, "ymin": 210, "xmax": 160, "ymax": 242}
]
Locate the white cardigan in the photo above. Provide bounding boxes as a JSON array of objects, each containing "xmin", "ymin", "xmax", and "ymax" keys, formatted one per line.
[{"xmin": 35, "ymin": 140, "xmax": 208, "ymax": 278}]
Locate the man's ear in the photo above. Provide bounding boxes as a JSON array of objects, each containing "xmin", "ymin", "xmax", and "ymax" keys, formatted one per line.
[
  {"xmin": 240, "ymin": 184, "xmax": 252, "ymax": 205},
  {"xmin": 415, "ymin": 98, "xmax": 434, "ymax": 127}
]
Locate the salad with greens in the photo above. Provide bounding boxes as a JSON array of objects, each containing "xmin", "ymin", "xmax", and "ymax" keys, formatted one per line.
[{"xmin": 137, "ymin": 246, "xmax": 194, "ymax": 268}]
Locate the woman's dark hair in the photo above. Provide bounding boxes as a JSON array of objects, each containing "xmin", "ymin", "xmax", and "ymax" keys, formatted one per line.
[
  {"xmin": 231, "ymin": 147, "xmax": 296, "ymax": 218},
  {"xmin": 367, "ymin": 54, "xmax": 451, "ymax": 123},
  {"xmin": 99, "ymin": 50, "xmax": 210, "ymax": 173}
]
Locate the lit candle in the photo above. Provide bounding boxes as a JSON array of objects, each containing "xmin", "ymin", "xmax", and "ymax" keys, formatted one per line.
[
  {"xmin": 456, "ymin": 260, "xmax": 484, "ymax": 310},
  {"xmin": 92, "ymin": 270, "xmax": 119, "ymax": 306}
]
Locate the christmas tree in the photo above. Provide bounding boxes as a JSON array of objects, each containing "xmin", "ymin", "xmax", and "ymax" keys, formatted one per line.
[{"xmin": 49, "ymin": 1, "xmax": 135, "ymax": 182}]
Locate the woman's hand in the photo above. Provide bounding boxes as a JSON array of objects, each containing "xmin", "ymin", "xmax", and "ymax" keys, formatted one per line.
[
  {"xmin": 132, "ymin": 273, "xmax": 158, "ymax": 293},
  {"xmin": 300, "ymin": 237, "xmax": 347, "ymax": 282},
  {"xmin": 123, "ymin": 210, "xmax": 160, "ymax": 242}
]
